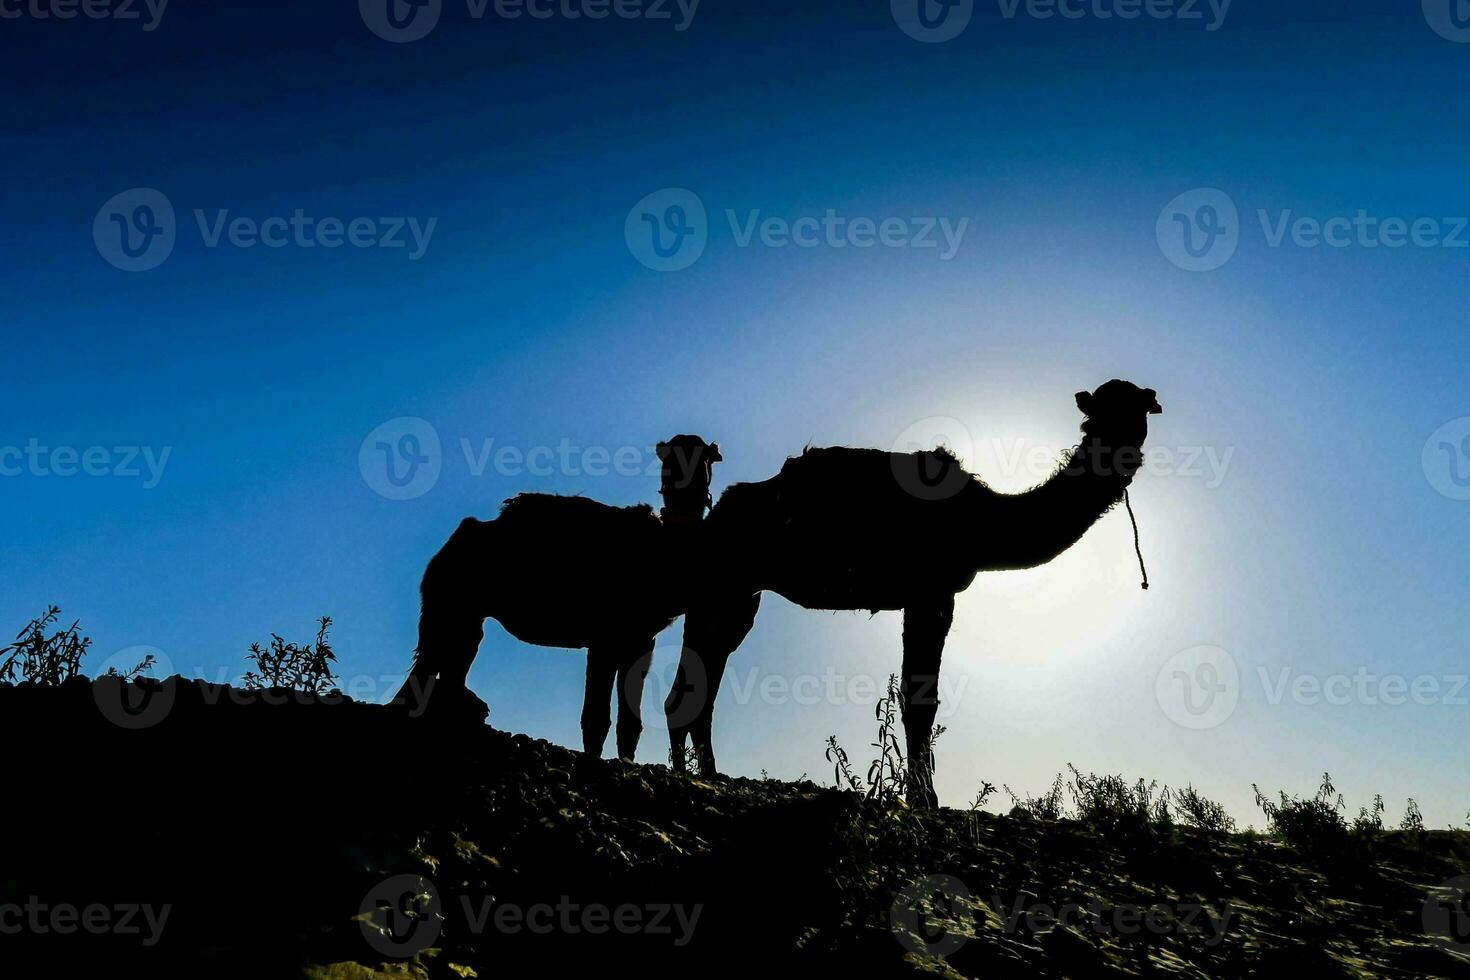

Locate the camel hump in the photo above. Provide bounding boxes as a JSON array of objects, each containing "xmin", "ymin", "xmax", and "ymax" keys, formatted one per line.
[
  {"xmin": 781, "ymin": 445, "xmax": 969, "ymax": 481},
  {"xmin": 498, "ymin": 492, "xmax": 657, "ymax": 529}
]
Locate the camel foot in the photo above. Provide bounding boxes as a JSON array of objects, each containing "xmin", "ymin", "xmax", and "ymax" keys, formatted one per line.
[
  {"xmin": 582, "ymin": 726, "xmax": 609, "ymax": 760},
  {"xmin": 615, "ymin": 730, "xmax": 641, "ymax": 764},
  {"xmin": 668, "ymin": 733, "xmax": 689, "ymax": 773},
  {"xmin": 414, "ymin": 684, "xmax": 489, "ymax": 727}
]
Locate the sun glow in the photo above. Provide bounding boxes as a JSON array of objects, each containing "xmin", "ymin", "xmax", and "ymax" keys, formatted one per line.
[{"xmin": 950, "ymin": 520, "xmax": 1147, "ymax": 667}]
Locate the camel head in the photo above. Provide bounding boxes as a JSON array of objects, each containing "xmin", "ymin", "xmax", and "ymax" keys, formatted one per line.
[
  {"xmin": 1074, "ymin": 380, "xmax": 1162, "ymax": 475},
  {"xmin": 657, "ymin": 434, "xmax": 722, "ymax": 522}
]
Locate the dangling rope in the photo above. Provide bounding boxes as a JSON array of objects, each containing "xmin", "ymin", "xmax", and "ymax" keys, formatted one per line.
[{"xmin": 1125, "ymin": 489, "xmax": 1149, "ymax": 591}]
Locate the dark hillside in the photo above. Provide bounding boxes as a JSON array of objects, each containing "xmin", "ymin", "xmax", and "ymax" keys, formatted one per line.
[{"xmin": 3, "ymin": 677, "xmax": 1468, "ymax": 978}]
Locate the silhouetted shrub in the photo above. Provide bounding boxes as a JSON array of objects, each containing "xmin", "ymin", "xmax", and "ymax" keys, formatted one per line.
[
  {"xmin": 1253, "ymin": 772, "xmax": 1348, "ymax": 849},
  {"xmin": 1175, "ymin": 783, "xmax": 1237, "ymax": 834},
  {"xmin": 1006, "ymin": 773, "xmax": 1066, "ymax": 821},
  {"xmin": 1352, "ymin": 794, "xmax": 1385, "ymax": 835},
  {"xmin": 1002, "ymin": 769, "xmax": 1222, "ymax": 835},
  {"xmin": 242, "ymin": 616, "xmax": 339, "ymax": 694},
  {"xmin": 1066, "ymin": 764, "xmax": 1171, "ymax": 835},
  {"xmin": 1, "ymin": 606, "xmax": 89, "ymax": 686}
]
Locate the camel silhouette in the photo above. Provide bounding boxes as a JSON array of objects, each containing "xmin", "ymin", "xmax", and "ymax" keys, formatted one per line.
[
  {"xmin": 663, "ymin": 380, "xmax": 1162, "ymax": 806},
  {"xmin": 395, "ymin": 435, "xmax": 721, "ymax": 762}
]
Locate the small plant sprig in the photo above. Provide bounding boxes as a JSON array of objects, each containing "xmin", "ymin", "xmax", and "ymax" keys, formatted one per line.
[
  {"xmin": 825, "ymin": 735, "xmax": 863, "ymax": 792},
  {"xmin": 105, "ymin": 652, "xmax": 157, "ymax": 681},
  {"xmin": 1401, "ymin": 798, "xmax": 1425, "ymax": 833},
  {"xmin": 867, "ymin": 675, "xmax": 908, "ymax": 803},
  {"xmin": 969, "ymin": 782, "xmax": 998, "ymax": 811},
  {"xmin": 673, "ymin": 745, "xmax": 700, "ymax": 772},
  {"xmin": 242, "ymin": 616, "xmax": 339, "ymax": 695},
  {"xmin": 823, "ymin": 675, "xmax": 946, "ymax": 806},
  {"xmin": 1, "ymin": 606, "xmax": 90, "ymax": 686}
]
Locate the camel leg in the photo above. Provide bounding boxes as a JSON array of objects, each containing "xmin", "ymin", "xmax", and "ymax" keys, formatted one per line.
[
  {"xmin": 394, "ymin": 657, "xmax": 436, "ymax": 709},
  {"xmin": 688, "ymin": 650, "xmax": 731, "ymax": 777},
  {"xmin": 667, "ymin": 593, "xmax": 760, "ymax": 777},
  {"xmin": 665, "ymin": 643, "xmax": 702, "ymax": 773},
  {"xmin": 396, "ymin": 519, "xmax": 488, "ymax": 716},
  {"xmin": 614, "ymin": 640, "xmax": 655, "ymax": 762},
  {"xmin": 581, "ymin": 647, "xmax": 619, "ymax": 758},
  {"xmin": 393, "ymin": 614, "xmax": 484, "ymax": 718},
  {"xmin": 901, "ymin": 596, "xmax": 954, "ymax": 809}
]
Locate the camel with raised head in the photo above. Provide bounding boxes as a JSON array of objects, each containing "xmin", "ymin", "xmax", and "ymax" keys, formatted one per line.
[
  {"xmin": 663, "ymin": 381, "xmax": 1162, "ymax": 806},
  {"xmin": 396, "ymin": 435, "xmax": 721, "ymax": 762}
]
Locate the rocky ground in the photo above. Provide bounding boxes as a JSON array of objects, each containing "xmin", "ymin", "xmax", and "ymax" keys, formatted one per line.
[{"xmin": 2, "ymin": 676, "xmax": 1468, "ymax": 978}]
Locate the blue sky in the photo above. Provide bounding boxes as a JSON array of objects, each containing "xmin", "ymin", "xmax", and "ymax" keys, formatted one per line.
[{"xmin": 3, "ymin": 0, "xmax": 1469, "ymax": 825}]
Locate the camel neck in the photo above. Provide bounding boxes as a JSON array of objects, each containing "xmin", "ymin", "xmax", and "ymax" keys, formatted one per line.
[{"xmin": 986, "ymin": 436, "xmax": 1140, "ymax": 571}]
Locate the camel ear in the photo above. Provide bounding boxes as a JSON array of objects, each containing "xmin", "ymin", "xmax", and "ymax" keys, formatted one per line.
[
  {"xmin": 707, "ymin": 442, "xmax": 722, "ymax": 463},
  {"xmin": 655, "ymin": 442, "xmax": 671, "ymax": 461},
  {"xmin": 1075, "ymin": 390, "xmax": 1095, "ymax": 415}
]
